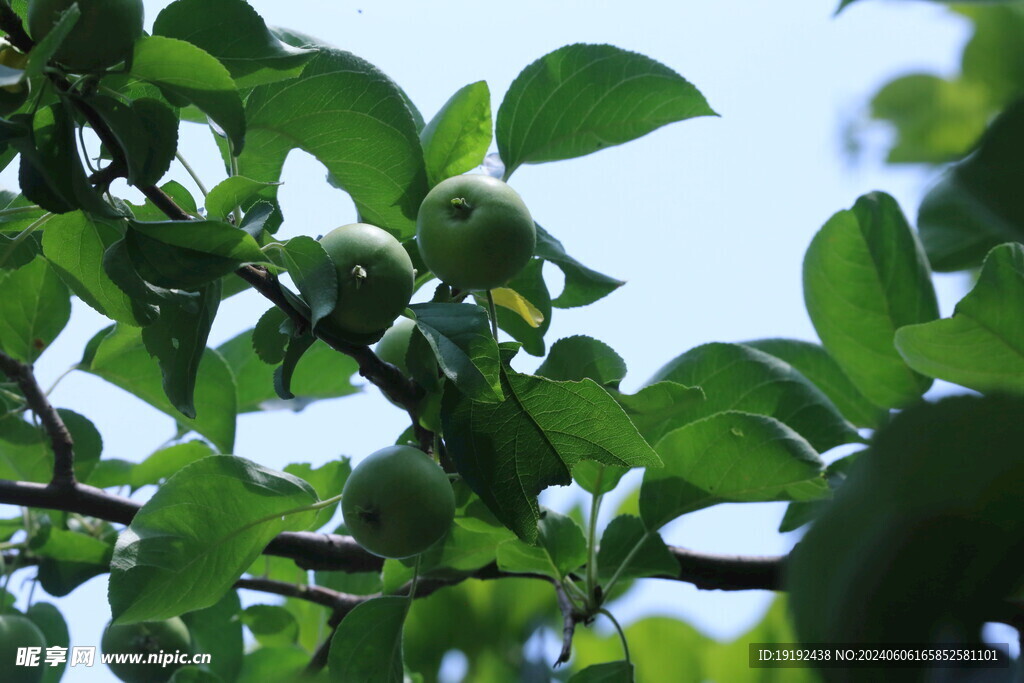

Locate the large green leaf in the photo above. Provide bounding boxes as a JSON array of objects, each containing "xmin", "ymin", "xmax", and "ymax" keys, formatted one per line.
[
  {"xmin": 241, "ymin": 50, "xmax": 428, "ymax": 238},
  {"xmin": 496, "ymin": 509, "xmax": 587, "ymax": 580},
  {"xmin": 141, "ymin": 281, "xmax": 221, "ymax": 419},
  {"xmin": 649, "ymin": 342, "xmax": 861, "ymax": 453},
  {"xmin": 263, "ymin": 236, "xmax": 336, "ymax": 330},
  {"xmin": 181, "ymin": 590, "xmax": 244, "ymax": 683},
  {"xmin": 88, "ymin": 96, "xmax": 180, "ymax": 188},
  {"xmin": 153, "ymin": 0, "xmax": 315, "ymax": 88},
  {"xmin": 82, "ymin": 325, "xmax": 237, "ymax": 453},
  {"xmin": 536, "ymin": 335, "xmax": 627, "ymax": 387},
  {"xmin": 569, "ymin": 661, "xmax": 634, "ymax": 683},
  {"xmin": 283, "ymin": 459, "xmax": 351, "ymax": 530},
  {"xmin": 204, "ymin": 176, "xmax": 278, "ymax": 222},
  {"xmin": 109, "ymin": 455, "xmax": 319, "ymax": 623},
  {"xmin": 410, "ymin": 303, "xmax": 503, "ymax": 403},
  {"xmin": 328, "ymin": 596, "xmax": 407, "ymax": 683},
  {"xmin": 895, "ymin": 243, "xmax": 1024, "ymax": 395},
  {"xmin": 129, "ymin": 440, "xmax": 216, "ymax": 490},
  {"xmin": 535, "ymin": 224, "xmax": 624, "ymax": 309},
  {"xmin": 129, "ymin": 36, "xmax": 246, "ymax": 153},
  {"xmin": 41, "ymin": 211, "xmax": 153, "ymax": 325},
  {"xmin": 917, "ymin": 99, "xmax": 1024, "ymax": 272},
  {"xmin": 610, "ymin": 381, "xmax": 706, "ymax": 447},
  {"xmin": 421, "ymin": 80, "xmax": 492, "ymax": 186},
  {"xmin": 0, "ymin": 256, "xmax": 69, "ymax": 362},
  {"xmin": 596, "ymin": 515, "xmax": 678, "ymax": 582},
  {"xmin": 217, "ymin": 331, "xmax": 359, "ymax": 414},
  {"xmin": 442, "ymin": 366, "xmax": 661, "ymax": 541},
  {"xmin": 640, "ymin": 412, "xmax": 827, "ymax": 530},
  {"xmin": 496, "ymin": 43, "xmax": 715, "ymax": 178},
  {"xmin": 788, "ymin": 395, "xmax": 1024, "ymax": 646},
  {"xmin": 743, "ymin": 338, "xmax": 886, "ymax": 431},
  {"xmin": 803, "ymin": 192, "xmax": 938, "ymax": 408}
]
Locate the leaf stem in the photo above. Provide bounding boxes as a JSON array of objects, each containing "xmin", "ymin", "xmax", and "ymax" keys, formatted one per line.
[
  {"xmin": 228, "ymin": 149, "xmax": 243, "ymax": 226},
  {"xmin": 585, "ymin": 485, "xmax": 604, "ymax": 609},
  {"xmin": 598, "ymin": 608, "xmax": 631, "ymax": 664},
  {"xmin": 486, "ymin": 289, "xmax": 499, "ymax": 339},
  {"xmin": 176, "ymin": 152, "xmax": 209, "ymax": 197},
  {"xmin": 0, "ymin": 212, "xmax": 54, "ymax": 269},
  {"xmin": 602, "ymin": 529, "xmax": 652, "ymax": 599},
  {"xmin": 0, "ymin": 204, "xmax": 42, "ymax": 217}
]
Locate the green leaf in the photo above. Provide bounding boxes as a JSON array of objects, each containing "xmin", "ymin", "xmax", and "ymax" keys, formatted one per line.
[
  {"xmin": 442, "ymin": 367, "xmax": 661, "ymax": 541},
  {"xmin": 25, "ymin": 603, "xmax": 70, "ymax": 683},
  {"xmin": 409, "ymin": 303, "xmax": 503, "ymax": 403},
  {"xmin": 130, "ymin": 36, "xmax": 246, "ymax": 153},
  {"xmin": 41, "ymin": 211, "xmax": 154, "ymax": 325},
  {"xmin": 536, "ymin": 335, "xmax": 627, "ymax": 387},
  {"xmin": 421, "ymin": 81, "xmax": 492, "ymax": 186},
  {"xmin": 23, "ymin": 3, "xmax": 79, "ymax": 79},
  {"xmin": 109, "ymin": 455, "xmax": 318, "ymax": 623},
  {"xmin": 251, "ymin": 307, "xmax": 288, "ymax": 365},
  {"xmin": 895, "ymin": 243, "xmax": 1024, "ymax": 395},
  {"xmin": 237, "ymin": 646, "xmax": 308, "ymax": 683},
  {"xmin": 0, "ymin": 409, "xmax": 100, "ymax": 483},
  {"xmin": 0, "ymin": 256, "xmax": 69, "ymax": 362},
  {"xmin": 243, "ymin": 604, "xmax": 299, "ymax": 647},
  {"xmin": 180, "ymin": 588, "xmax": 243, "ymax": 683},
  {"xmin": 413, "ymin": 524, "xmax": 509, "ymax": 576},
  {"xmin": 610, "ymin": 381, "xmax": 705, "ymax": 447},
  {"xmin": 649, "ymin": 342, "xmax": 862, "ymax": 453},
  {"xmin": 129, "ymin": 440, "xmax": 216, "ymax": 490},
  {"xmin": 153, "ymin": 0, "xmax": 315, "ymax": 88},
  {"xmin": 83, "ymin": 325, "xmax": 237, "ymax": 453},
  {"xmin": 59, "ymin": 408, "xmax": 102, "ymax": 482},
  {"xmin": 597, "ymin": 515, "xmax": 677, "ymax": 582},
  {"xmin": 869, "ymin": 74, "xmax": 990, "ymax": 164},
  {"xmin": 788, "ymin": 394, "xmax": 1024, "ymax": 644},
  {"xmin": 803, "ymin": 192, "xmax": 938, "ymax": 408},
  {"xmin": 88, "ymin": 96, "xmax": 179, "ymax": 187},
  {"xmin": 218, "ymin": 330, "xmax": 360, "ymax": 413},
  {"xmin": 744, "ymin": 338, "xmax": 886, "ymax": 430},
  {"xmin": 496, "ymin": 43, "xmax": 715, "ymax": 177},
  {"xmin": 328, "ymin": 596, "xmax": 407, "ymax": 683},
  {"xmin": 264, "ymin": 237, "xmax": 337, "ymax": 330},
  {"xmin": 205, "ymin": 176, "xmax": 278, "ymax": 221},
  {"xmin": 85, "ymin": 458, "xmax": 135, "ymax": 489},
  {"xmin": 535, "ymin": 224, "xmax": 624, "ymax": 308},
  {"xmin": 481, "ymin": 258, "xmax": 551, "ymax": 356},
  {"xmin": 640, "ymin": 412, "xmax": 827, "ymax": 530},
  {"xmin": 778, "ymin": 453, "xmax": 860, "ymax": 533},
  {"xmin": 29, "ymin": 525, "xmax": 112, "ymax": 564},
  {"xmin": 241, "ymin": 50, "xmax": 428, "ymax": 238},
  {"xmin": 273, "ymin": 332, "xmax": 315, "ymax": 400},
  {"xmin": 283, "ymin": 459, "xmax": 351, "ymax": 530},
  {"xmin": 38, "ymin": 557, "xmax": 109, "ymax": 597},
  {"xmin": 572, "ymin": 461, "xmax": 629, "ymax": 496},
  {"xmin": 496, "ymin": 509, "xmax": 587, "ymax": 580},
  {"xmin": 18, "ymin": 104, "xmax": 119, "ymax": 217},
  {"xmin": 141, "ymin": 281, "xmax": 221, "ymax": 419},
  {"xmin": 917, "ymin": 100, "xmax": 1024, "ymax": 272},
  {"xmin": 569, "ymin": 661, "xmax": 634, "ymax": 683}
]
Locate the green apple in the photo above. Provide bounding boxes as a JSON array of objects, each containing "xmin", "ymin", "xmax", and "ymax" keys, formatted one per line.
[
  {"xmin": 342, "ymin": 445, "xmax": 455, "ymax": 559},
  {"xmin": 416, "ymin": 174, "xmax": 536, "ymax": 291},
  {"xmin": 0, "ymin": 615, "xmax": 46, "ymax": 683},
  {"xmin": 27, "ymin": 0, "xmax": 144, "ymax": 72},
  {"xmin": 318, "ymin": 223, "xmax": 415, "ymax": 339},
  {"xmin": 101, "ymin": 617, "xmax": 190, "ymax": 683},
  {"xmin": 374, "ymin": 318, "xmax": 416, "ymax": 376}
]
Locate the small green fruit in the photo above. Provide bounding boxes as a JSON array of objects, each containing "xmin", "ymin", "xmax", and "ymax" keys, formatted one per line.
[
  {"xmin": 374, "ymin": 318, "xmax": 417, "ymax": 376},
  {"xmin": 342, "ymin": 445, "xmax": 455, "ymax": 559},
  {"xmin": 318, "ymin": 223, "xmax": 415, "ymax": 338},
  {"xmin": 416, "ymin": 174, "xmax": 536, "ymax": 291},
  {"xmin": 27, "ymin": 0, "xmax": 144, "ymax": 72},
  {"xmin": 101, "ymin": 617, "xmax": 191, "ymax": 683},
  {"xmin": 0, "ymin": 615, "xmax": 46, "ymax": 683}
]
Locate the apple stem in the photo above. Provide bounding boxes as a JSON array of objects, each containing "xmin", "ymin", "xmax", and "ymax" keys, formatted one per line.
[
  {"xmin": 351, "ymin": 265, "xmax": 367, "ymax": 288},
  {"xmin": 450, "ymin": 197, "xmax": 472, "ymax": 212}
]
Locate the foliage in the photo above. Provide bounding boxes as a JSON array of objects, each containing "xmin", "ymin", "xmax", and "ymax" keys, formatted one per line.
[{"xmin": 0, "ymin": 0, "xmax": 1021, "ymax": 681}]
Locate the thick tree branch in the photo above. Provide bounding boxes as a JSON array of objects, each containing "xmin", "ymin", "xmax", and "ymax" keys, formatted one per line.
[
  {"xmin": 0, "ymin": 351, "xmax": 76, "ymax": 488},
  {"xmin": 666, "ymin": 545, "xmax": 785, "ymax": 591}
]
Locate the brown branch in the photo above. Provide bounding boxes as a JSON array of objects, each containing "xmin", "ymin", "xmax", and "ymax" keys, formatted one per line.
[
  {"xmin": 234, "ymin": 576, "xmax": 362, "ymax": 612},
  {"xmin": 553, "ymin": 580, "xmax": 584, "ymax": 667},
  {"xmin": 0, "ymin": 351, "xmax": 76, "ymax": 488},
  {"xmin": 0, "ymin": 1, "xmax": 32, "ymax": 53},
  {"xmin": 665, "ymin": 546, "xmax": 785, "ymax": 591}
]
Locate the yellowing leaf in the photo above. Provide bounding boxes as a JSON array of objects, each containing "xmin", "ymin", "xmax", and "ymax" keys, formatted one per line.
[{"xmin": 490, "ymin": 287, "xmax": 544, "ymax": 328}]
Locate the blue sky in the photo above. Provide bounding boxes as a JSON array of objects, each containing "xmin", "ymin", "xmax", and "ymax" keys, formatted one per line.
[{"xmin": 1, "ymin": 0, "xmax": 995, "ymax": 679}]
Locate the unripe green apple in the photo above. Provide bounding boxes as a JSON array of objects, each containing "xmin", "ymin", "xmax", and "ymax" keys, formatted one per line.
[
  {"xmin": 416, "ymin": 174, "xmax": 536, "ymax": 291},
  {"xmin": 318, "ymin": 223, "xmax": 415, "ymax": 339},
  {"xmin": 0, "ymin": 615, "xmax": 46, "ymax": 683},
  {"xmin": 101, "ymin": 617, "xmax": 190, "ymax": 683},
  {"xmin": 342, "ymin": 445, "xmax": 455, "ymax": 559},
  {"xmin": 27, "ymin": 0, "xmax": 144, "ymax": 72}
]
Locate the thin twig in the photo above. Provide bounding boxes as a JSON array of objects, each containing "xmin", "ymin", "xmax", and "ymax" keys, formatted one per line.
[
  {"xmin": 0, "ymin": 351, "xmax": 76, "ymax": 488},
  {"xmin": 554, "ymin": 579, "xmax": 584, "ymax": 667}
]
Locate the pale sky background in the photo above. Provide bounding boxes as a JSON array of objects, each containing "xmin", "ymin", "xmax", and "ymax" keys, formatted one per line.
[{"xmin": 2, "ymin": 0, "xmax": 1007, "ymax": 680}]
